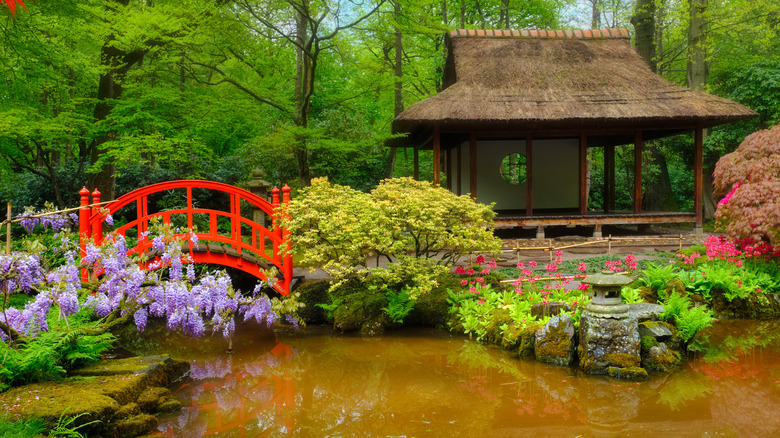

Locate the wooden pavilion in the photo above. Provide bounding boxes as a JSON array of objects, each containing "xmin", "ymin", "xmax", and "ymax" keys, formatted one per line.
[{"xmin": 390, "ymin": 28, "xmax": 757, "ymax": 237}]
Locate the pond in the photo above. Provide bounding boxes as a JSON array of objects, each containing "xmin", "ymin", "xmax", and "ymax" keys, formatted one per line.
[{"xmin": 124, "ymin": 320, "xmax": 780, "ymax": 437}]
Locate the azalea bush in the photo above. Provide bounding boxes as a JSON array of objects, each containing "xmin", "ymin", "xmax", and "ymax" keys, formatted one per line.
[
  {"xmin": 713, "ymin": 123, "xmax": 780, "ymax": 245},
  {"xmin": 0, "ymin": 211, "xmax": 303, "ymax": 390}
]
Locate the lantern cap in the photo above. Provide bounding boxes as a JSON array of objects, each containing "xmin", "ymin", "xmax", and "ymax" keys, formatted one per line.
[{"xmin": 581, "ymin": 270, "xmax": 633, "ymax": 287}]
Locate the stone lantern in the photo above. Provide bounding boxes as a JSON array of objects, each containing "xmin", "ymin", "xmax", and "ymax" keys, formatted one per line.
[
  {"xmin": 243, "ymin": 169, "xmax": 273, "ymax": 227},
  {"xmin": 581, "ymin": 270, "xmax": 633, "ymax": 319}
]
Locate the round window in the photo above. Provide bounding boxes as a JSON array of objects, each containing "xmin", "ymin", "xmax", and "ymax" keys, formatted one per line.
[{"xmin": 500, "ymin": 153, "xmax": 527, "ymax": 185}]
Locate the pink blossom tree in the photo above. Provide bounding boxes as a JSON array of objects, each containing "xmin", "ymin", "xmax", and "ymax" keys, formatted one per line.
[{"xmin": 713, "ymin": 123, "xmax": 780, "ymax": 245}]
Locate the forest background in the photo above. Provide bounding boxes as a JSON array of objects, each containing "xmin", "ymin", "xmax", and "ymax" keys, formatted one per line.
[{"xmin": 1, "ymin": 0, "xmax": 779, "ymax": 220}]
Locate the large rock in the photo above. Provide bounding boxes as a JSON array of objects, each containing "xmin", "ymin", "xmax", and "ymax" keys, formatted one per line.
[
  {"xmin": 534, "ymin": 314, "xmax": 576, "ymax": 366},
  {"xmin": 642, "ymin": 342, "xmax": 682, "ymax": 373},
  {"xmin": 628, "ymin": 303, "xmax": 665, "ymax": 322},
  {"xmin": 638, "ymin": 320, "xmax": 674, "ymax": 340},
  {"xmin": 579, "ymin": 314, "xmax": 641, "ymax": 375}
]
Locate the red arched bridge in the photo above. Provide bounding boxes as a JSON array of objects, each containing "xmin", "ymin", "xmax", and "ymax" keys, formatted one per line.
[{"xmin": 78, "ymin": 180, "xmax": 294, "ymax": 295}]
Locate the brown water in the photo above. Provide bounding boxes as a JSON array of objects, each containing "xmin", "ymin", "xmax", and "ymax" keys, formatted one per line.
[{"xmin": 136, "ymin": 320, "xmax": 780, "ymax": 438}]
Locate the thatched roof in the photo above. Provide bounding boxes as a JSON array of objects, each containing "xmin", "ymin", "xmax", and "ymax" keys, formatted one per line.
[{"xmin": 392, "ymin": 28, "xmax": 757, "ymax": 145}]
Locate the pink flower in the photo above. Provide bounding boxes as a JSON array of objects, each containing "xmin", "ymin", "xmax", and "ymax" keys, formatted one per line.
[
  {"xmin": 488, "ymin": 260, "xmax": 497, "ymax": 268},
  {"xmin": 554, "ymin": 250, "xmax": 562, "ymax": 257},
  {"xmin": 455, "ymin": 266, "xmax": 465, "ymax": 274},
  {"xmin": 481, "ymin": 268, "xmax": 490, "ymax": 275},
  {"xmin": 460, "ymin": 279, "xmax": 468, "ymax": 286},
  {"xmin": 469, "ymin": 286, "xmax": 477, "ymax": 293},
  {"xmin": 577, "ymin": 283, "xmax": 590, "ymax": 291},
  {"xmin": 578, "ymin": 261, "xmax": 587, "ymax": 272},
  {"xmin": 466, "ymin": 268, "xmax": 475, "ymax": 275},
  {"xmin": 517, "ymin": 262, "xmax": 525, "ymax": 269},
  {"xmin": 475, "ymin": 277, "xmax": 484, "ymax": 283},
  {"xmin": 476, "ymin": 255, "xmax": 485, "ymax": 264},
  {"xmin": 529, "ymin": 261, "xmax": 537, "ymax": 268}
]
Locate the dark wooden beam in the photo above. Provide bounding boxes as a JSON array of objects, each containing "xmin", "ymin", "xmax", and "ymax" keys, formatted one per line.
[
  {"xmin": 456, "ymin": 144, "xmax": 462, "ymax": 196},
  {"xmin": 580, "ymin": 133, "xmax": 588, "ymax": 215},
  {"xmin": 445, "ymin": 146, "xmax": 452, "ymax": 190},
  {"xmin": 694, "ymin": 126, "xmax": 704, "ymax": 230},
  {"xmin": 469, "ymin": 133, "xmax": 477, "ymax": 199},
  {"xmin": 433, "ymin": 124, "xmax": 441, "ymax": 186},
  {"xmin": 526, "ymin": 136, "xmax": 533, "ymax": 216},
  {"xmin": 634, "ymin": 131, "xmax": 643, "ymax": 214},
  {"xmin": 492, "ymin": 212, "xmax": 696, "ymax": 229}
]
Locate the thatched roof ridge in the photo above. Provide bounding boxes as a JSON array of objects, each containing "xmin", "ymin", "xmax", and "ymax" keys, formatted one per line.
[{"xmin": 392, "ymin": 29, "xmax": 757, "ymax": 139}]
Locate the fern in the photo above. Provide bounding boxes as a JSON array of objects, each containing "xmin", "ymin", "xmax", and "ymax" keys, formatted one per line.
[
  {"xmin": 382, "ymin": 288, "xmax": 415, "ymax": 324},
  {"xmin": 660, "ymin": 293, "xmax": 691, "ymax": 322},
  {"xmin": 676, "ymin": 306, "xmax": 716, "ymax": 341},
  {"xmin": 639, "ymin": 262, "xmax": 678, "ymax": 297}
]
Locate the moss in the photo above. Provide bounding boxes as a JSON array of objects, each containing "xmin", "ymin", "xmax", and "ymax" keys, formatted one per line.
[
  {"xmin": 405, "ymin": 282, "xmax": 452, "ymax": 328},
  {"xmin": 295, "ymin": 280, "xmax": 331, "ymax": 324},
  {"xmin": 157, "ymin": 398, "xmax": 182, "ymax": 414},
  {"xmin": 534, "ymin": 318, "xmax": 575, "ymax": 366},
  {"xmin": 113, "ymin": 403, "xmax": 141, "ymax": 421},
  {"xmin": 643, "ymin": 344, "xmax": 682, "ymax": 373},
  {"xmin": 484, "ymin": 309, "xmax": 513, "ymax": 344},
  {"xmin": 111, "ymin": 414, "xmax": 158, "ymax": 438},
  {"xmin": 639, "ymin": 286, "xmax": 658, "ymax": 304},
  {"xmin": 517, "ymin": 326, "xmax": 539, "ymax": 358},
  {"xmin": 332, "ymin": 282, "xmax": 388, "ymax": 333},
  {"xmin": 640, "ymin": 335, "xmax": 659, "ymax": 351},
  {"xmin": 602, "ymin": 353, "xmax": 641, "ymax": 369},
  {"xmin": 607, "ymin": 366, "xmax": 648, "ymax": 381},
  {"xmin": 136, "ymin": 387, "xmax": 171, "ymax": 413}
]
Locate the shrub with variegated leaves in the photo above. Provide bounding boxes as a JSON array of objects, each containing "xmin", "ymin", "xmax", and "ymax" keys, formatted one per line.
[
  {"xmin": 280, "ymin": 177, "xmax": 501, "ymax": 293},
  {"xmin": 713, "ymin": 123, "xmax": 780, "ymax": 245}
]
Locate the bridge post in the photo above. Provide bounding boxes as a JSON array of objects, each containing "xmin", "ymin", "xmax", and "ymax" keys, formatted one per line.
[
  {"xmin": 79, "ymin": 187, "xmax": 91, "ymax": 283},
  {"xmin": 281, "ymin": 185, "xmax": 293, "ymax": 294},
  {"xmin": 91, "ymin": 189, "xmax": 103, "ymax": 246}
]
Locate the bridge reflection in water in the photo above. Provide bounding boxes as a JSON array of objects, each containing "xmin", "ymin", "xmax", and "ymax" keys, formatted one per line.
[{"xmin": 153, "ymin": 322, "xmax": 780, "ymax": 437}]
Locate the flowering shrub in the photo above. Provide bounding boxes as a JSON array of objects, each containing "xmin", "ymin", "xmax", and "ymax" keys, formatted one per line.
[{"xmin": 713, "ymin": 123, "xmax": 780, "ymax": 245}]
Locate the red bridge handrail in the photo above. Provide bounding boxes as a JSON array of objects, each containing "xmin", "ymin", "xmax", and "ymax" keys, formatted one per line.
[{"xmin": 78, "ymin": 180, "xmax": 293, "ymax": 295}]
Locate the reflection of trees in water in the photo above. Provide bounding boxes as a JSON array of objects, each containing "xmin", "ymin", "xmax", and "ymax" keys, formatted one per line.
[{"xmin": 157, "ymin": 324, "xmax": 780, "ymax": 437}]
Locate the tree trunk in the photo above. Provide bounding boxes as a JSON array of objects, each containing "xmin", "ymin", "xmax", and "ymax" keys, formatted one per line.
[
  {"xmin": 688, "ymin": 0, "xmax": 713, "ymax": 218},
  {"xmin": 294, "ymin": 0, "xmax": 312, "ymax": 187},
  {"xmin": 631, "ymin": 0, "xmax": 657, "ymax": 73},
  {"xmin": 643, "ymin": 143, "xmax": 679, "ymax": 211},
  {"xmin": 591, "ymin": 0, "xmax": 601, "ymax": 28},
  {"xmin": 385, "ymin": 1, "xmax": 404, "ymax": 179}
]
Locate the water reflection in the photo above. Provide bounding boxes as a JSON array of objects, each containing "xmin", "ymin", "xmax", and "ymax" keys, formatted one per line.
[{"xmin": 149, "ymin": 321, "xmax": 780, "ymax": 437}]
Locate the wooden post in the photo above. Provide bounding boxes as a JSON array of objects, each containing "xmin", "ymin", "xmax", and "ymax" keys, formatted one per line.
[
  {"xmin": 579, "ymin": 133, "xmax": 588, "ymax": 215},
  {"xmin": 469, "ymin": 133, "xmax": 477, "ymax": 199},
  {"xmin": 413, "ymin": 147, "xmax": 419, "ymax": 181},
  {"xmin": 634, "ymin": 131, "xmax": 643, "ymax": 214},
  {"xmin": 526, "ymin": 136, "xmax": 533, "ymax": 216},
  {"xmin": 5, "ymin": 203, "xmax": 11, "ymax": 255},
  {"xmin": 282, "ymin": 185, "xmax": 293, "ymax": 294},
  {"xmin": 694, "ymin": 126, "xmax": 704, "ymax": 233},
  {"xmin": 91, "ymin": 189, "xmax": 103, "ymax": 246},
  {"xmin": 79, "ymin": 187, "xmax": 91, "ymax": 282},
  {"xmin": 433, "ymin": 124, "xmax": 441, "ymax": 187},
  {"xmin": 605, "ymin": 145, "xmax": 615, "ymax": 212},
  {"xmin": 456, "ymin": 144, "xmax": 462, "ymax": 195},
  {"xmin": 445, "ymin": 147, "xmax": 452, "ymax": 190}
]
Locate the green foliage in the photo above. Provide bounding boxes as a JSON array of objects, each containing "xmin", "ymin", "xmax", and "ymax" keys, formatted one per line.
[
  {"xmin": 47, "ymin": 409, "xmax": 100, "ymax": 438},
  {"xmin": 0, "ymin": 413, "xmax": 46, "ymax": 438},
  {"xmin": 282, "ymin": 177, "xmax": 500, "ymax": 292},
  {"xmin": 659, "ymin": 293, "xmax": 715, "ymax": 342},
  {"xmin": 382, "ymin": 287, "xmax": 415, "ymax": 324},
  {"xmin": 0, "ymin": 308, "xmax": 115, "ymax": 391},
  {"xmin": 638, "ymin": 262, "xmax": 678, "ymax": 299},
  {"xmin": 621, "ymin": 285, "xmax": 642, "ymax": 304}
]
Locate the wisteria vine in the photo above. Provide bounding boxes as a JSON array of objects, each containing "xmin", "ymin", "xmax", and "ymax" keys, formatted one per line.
[{"xmin": 1, "ymin": 212, "xmax": 302, "ymax": 344}]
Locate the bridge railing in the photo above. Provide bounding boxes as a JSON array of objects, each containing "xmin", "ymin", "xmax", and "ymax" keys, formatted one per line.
[{"xmin": 79, "ymin": 180, "xmax": 293, "ymax": 295}]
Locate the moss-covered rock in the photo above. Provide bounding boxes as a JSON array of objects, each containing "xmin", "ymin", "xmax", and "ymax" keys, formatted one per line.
[
  {"xmin": 484, "ymin": 308, "xmax": 513, "ymax": 345},
  {"xmin": 111, "ymin": 414, "xmax": 158, "ymax": 438},
  {"xmin": 642, "ymin": 342, "xmax": 682, "ymax": 373},
  {"xmin": 607, "ymin": 366, "xmax": 648, "ymax": 381},
  {"xmin": 405, "ymin": 282, "xmax": 452, "ymax": 328},
  {"xmin": 579, "ymin": 315, "xmax": 641, "ymax": 375},
  {"xmin": 0, "ymin": 356, "xmax": 189, "ymax": 437},
  {"xmin": 534, "ymin": 314, "xmax": 576, "ymax": 367},
  {"xmin": 711, "ymin": 289, "xmax": 780, "ymax": 319},
  {"xmin": 136, "ymin": 387, "xmax": 172, "ymax": 413}
]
